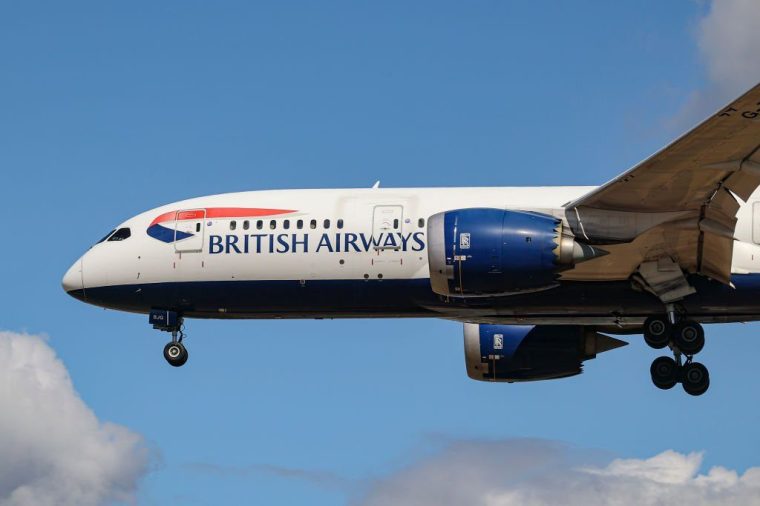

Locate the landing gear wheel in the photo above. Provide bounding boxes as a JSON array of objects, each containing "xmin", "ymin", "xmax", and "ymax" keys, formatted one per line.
[
  {"xmin": 643, "ymin": 316, "xmax": 671, "ymax": 349},
  {"xmin": 672, "ymin": 321, "xmax": 705, "ymax": 355},
  {"xmin": 650, "ymin": 356, "xmax": 678, "ymax": 390},
  {"xmin": 681, "ymin": 362, "xmax": 709, "ymax": 396},
  {"xmin": 163, "ymin": 341, "xmax": 188, "ymax": 367}
]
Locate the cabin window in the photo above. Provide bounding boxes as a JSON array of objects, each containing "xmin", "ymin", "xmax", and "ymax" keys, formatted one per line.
[
  {"xmin": 270, "ymin": 220, "xmax": 276, "ymax": 230},
  {"xmin": 108, "ymin": 228, "xmax": 131, "ymax": 242},
  {"xmin": 243, "ymin": 220, "xmax": 250, "ymax": 230},
  {"xmin": 196, "ymin": 223, "xmax": 201, "ymax": 232},
  {"xmin": 337, "ymin": 219, "xmax": 344, "ymax": 229},
  {"xmin": 97, "ymin": 230, "xmax": 115, "ymax": 244},
  {"xmin": 230, "ymin": 220, "xmax": 237, "ymax": 231},
  {"xmin": 256, "ymin": 220, "xmax": 263, "ymax": 230},
  {"xmin": 324, "ymin": 219, "xmax": 330, "ymax": 229},
  {"xmin": 310, "ymin": 219, "xmax": 317, "ymax": 229},
  {"xmin": 283, "ymin": 220, "xmax": 290, "ymax": 230},
  {"xmin": 393, "ymin": 219, "xmax": 399, "ymax": 229},
  {"xmin": 297, "ymin": 219, "xmax": 303, "ymax": 229},
  {"xmin": 418, "ymin": 218, "xmax": 425, "ymax": 228}
]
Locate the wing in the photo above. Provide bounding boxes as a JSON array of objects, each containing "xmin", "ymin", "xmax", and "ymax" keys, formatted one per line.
[{"xmin": 563, "ymin": 83, "xmax": 760, "ymax": 295}]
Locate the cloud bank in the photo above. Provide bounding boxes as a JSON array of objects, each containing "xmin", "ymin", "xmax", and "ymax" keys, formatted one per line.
[
  {"xmin": 698, "ymin": 0, "xmax": 760, "ymax": 97},
  {"xmin": 0, "ymin": 331, "xmax": 149, "ymax": 506},
  {"xmin": 670, "ymin": 0, "xmax": 760, "ymax": 128},
  {"xmin": 353, "ymin": 439, "xmax": 760, "ymax": 506}
]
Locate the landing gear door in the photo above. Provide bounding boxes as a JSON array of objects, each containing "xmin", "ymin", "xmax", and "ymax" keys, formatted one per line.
[
  {"xmin": 174, "ymin": 209, "xmax": 206, "ymax": 253},
  {"xmin": 372, "ymin": 205, "xmax": 403, "ymax": 250}
]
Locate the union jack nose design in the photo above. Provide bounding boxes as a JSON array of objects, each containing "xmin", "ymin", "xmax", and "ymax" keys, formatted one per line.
[{"xmin": 147, "ymin": 207, "xmax": 296, "ymax": 243}]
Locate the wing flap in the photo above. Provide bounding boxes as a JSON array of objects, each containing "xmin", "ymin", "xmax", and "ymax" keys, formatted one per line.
[
  {"xmin": 722, "ymin": 162, "xmax": 760, "ymax": 201},
  {"xmin": 563, "ymin": 82, "xmax": 760, "ymax": 291},
  {"xmin": 700, "ymin": 233, "xmax": 733, "ymax": 285}
]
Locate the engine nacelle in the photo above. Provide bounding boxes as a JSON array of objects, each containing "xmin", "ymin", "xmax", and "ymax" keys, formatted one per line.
[
  {"xmin": 464, "ymin": 323, "xmax": 626, "ymax": 382},
  {"xmin": 427, "ymin": 208, "xmax": 604, "ymax": 297}
]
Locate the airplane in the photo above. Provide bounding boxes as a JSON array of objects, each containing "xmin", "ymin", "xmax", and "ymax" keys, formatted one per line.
[{"xmin": 62, "ymin": 83, "xmax": 760, "ymax": 396}]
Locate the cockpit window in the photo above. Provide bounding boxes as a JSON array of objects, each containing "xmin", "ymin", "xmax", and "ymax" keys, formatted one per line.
[
  {"xmin": 96, "ymin": 230, "xmax": 115, "ymax": 244},
  {"xmin": 107, "ymin": 228, "xmax": 131, "ymax": 242}
]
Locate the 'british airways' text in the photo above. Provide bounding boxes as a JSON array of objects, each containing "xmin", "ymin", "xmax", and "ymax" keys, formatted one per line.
[{"xmin": 208, "ymin": 232, "xmax": 426, "ymax": 254}]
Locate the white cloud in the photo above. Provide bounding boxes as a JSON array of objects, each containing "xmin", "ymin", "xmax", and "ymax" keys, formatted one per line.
[
  {"xmin": 698, "ymin": 0, "xmax": 760, "ymax": 96},
  {"xmin": 353, "ymin": 439, "xmax": 760, "ymax": 506},
  {"xmin": 669, "ymin": 0, "xmax": 760, "ymax": 129},
  {"xmin": 0, "ymin": 331, "xmax": 149, "ymax": 506}
]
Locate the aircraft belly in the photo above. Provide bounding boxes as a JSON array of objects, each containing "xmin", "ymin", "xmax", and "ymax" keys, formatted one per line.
[{"xmin": 72, "ymin": 274, "xmax": 760, "ymax": 323}]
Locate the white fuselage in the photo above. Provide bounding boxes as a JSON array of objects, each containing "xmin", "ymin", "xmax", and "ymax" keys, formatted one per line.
[
  {"xmin": 62, "ymin": 186, "xmax": 760, "ymax": 323},
  {"xmin": 75, "ymin": 187, "xmax": 590, "ymax": 288}
]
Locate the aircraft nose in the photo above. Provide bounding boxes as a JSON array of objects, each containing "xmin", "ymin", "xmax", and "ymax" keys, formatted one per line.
[{"xmin": 62, "ymin": 259, "xmax": 84, "ymax": 296}]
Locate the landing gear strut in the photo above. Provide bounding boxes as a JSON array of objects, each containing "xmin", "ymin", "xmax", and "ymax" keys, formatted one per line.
[
  {"xmin": 149, "ymin": 310, "xmax": 189, "ymax": 367},
  {"xmin": 645, "ymin": 315, "xmax": 709, "ymax": 396}
]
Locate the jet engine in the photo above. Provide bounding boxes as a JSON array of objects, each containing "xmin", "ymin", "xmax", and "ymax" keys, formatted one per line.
[
  {"xmin": 463, "ymin": 323, "xmax": 627, "ymax": 382},
  {"xmin": 427, "ymin": 208, "xmax": 605, "ymax": 296}
]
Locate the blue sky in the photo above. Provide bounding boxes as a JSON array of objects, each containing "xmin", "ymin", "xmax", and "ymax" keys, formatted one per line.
[{"xmin": 2, "ymin": 1, "xmax": 760, "ymax": 504}]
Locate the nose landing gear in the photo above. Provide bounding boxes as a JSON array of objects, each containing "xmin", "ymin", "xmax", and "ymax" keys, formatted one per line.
[
  {"xmin": 163, "ymin": 330, "xmax": 188, "ymax": 367},
  {"xmin": 644, "ymin": 315, "xmax": 709, "ymax": 396},
  {"xmin": 149, "ymin": 310, "xmax": 189, "ymax": 367}
]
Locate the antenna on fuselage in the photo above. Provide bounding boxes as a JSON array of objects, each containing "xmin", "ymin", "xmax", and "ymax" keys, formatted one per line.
[{"xmin": 372, "ymin": 180, "xmax": 380, "ymax": 189}]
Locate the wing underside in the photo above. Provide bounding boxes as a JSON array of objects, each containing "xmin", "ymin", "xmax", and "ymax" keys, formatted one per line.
[{"xmin": 563, "ymin": 83, "xmax": 760, "ymax": 292}]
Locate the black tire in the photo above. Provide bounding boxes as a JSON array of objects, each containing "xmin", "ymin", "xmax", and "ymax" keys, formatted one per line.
[
  {"xmin": 672, "ymin": 321, "xmax": 705, "ymax": 355},
  {"xmin": 163, "ymin": 342, "xmax": 188, "ymax": 367},
  {"xmin": 650, "ymin": 356, "xmax": 678, "ymax": 390},
  {"xmin": 643, "ymin": 316, "xmax": 670, "ymax": 349},
  {"xmin": 176, "ymin": 346, "xmax": 189, "ymax": 366},
  {"xmin": 681, "ymin": 362, "xmax": 709, "ymax": 396}
]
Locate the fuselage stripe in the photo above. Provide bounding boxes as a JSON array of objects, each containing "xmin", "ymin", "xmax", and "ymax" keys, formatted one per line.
[{"xmin": 149, "ymin": 208, "xmax": 297, "ymax": 227}]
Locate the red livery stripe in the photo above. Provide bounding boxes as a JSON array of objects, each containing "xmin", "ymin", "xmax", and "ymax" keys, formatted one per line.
[{"xmin": 149, "ymin": 208, "xmax": 296, "ymax": 227}]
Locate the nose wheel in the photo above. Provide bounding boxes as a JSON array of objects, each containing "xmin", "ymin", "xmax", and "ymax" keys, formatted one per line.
[
  {"xmin": 163, "ymin": 333, "xmax": 188, "ymax": 367},
  {"xmin": 644, "ymin": 315, "xmax": 709, "ymax": 396},
  {"xmin": 149, "ymin": 310, "xmax": 189, "ymax": 367}
]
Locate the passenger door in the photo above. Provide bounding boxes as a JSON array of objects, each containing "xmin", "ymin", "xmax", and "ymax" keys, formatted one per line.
[
  {"xmin": 174, "ymin": 209, "xmax": 206, "ymax": 253},
  {"xmin": 372, "ymin": 205, "xmax": 403, "ymax": 249},
  {"xmin": 370, "ymin": 205, "xmax": 405, "ymax": 275}
]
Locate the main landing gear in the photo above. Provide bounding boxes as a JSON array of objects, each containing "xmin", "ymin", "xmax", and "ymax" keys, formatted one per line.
[
  {"xmin": 643, "ymin": 315, "xmax": 709, "ymax": 396},
  {"xmin": 149, "ymin": 309, "xmax": 189, "ymax": 367}
]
